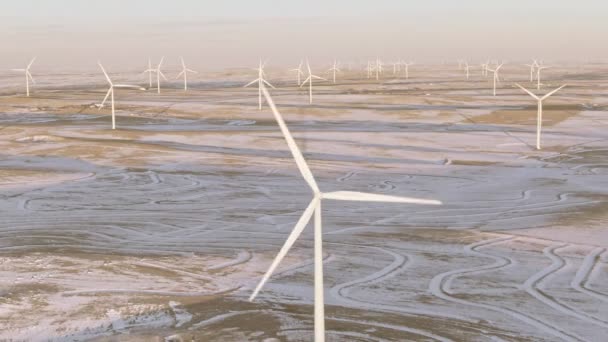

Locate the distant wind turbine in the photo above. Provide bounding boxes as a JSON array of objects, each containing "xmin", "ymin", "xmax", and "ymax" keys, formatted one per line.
[
  {"xmin": 536, "ymin": 65, "xmax": 550, "ymax": 90},
  {"xmin": 516, "ymin": 83, "xmax": 566, "ymax": 150},
  {"xmin": 463, "ymin": 61, "xmax": 471, "ymax": 80},
  {"xmin": 486, "ymin": 63, "xmax": 504, "ymax": 96},
  {"xmin": 328, "ymin": 59, "xmax": 340, "ymax": 83},
  {"xmin": 11, "ymin": 57, "xmax": 36, "ymax": 97},
  {"xmin": 176, "ymin": 57, "xmax": 198, "ymax": 91},
  {"xmin": 244, "ymin": 59, "xmax": 275, "ymax": 110},
  {"xmin": 301, "ymin": 60, "xmax": 326, "ymax": 104},
  {"xmin": 374, "ymin": 58, "xmax": 383, "ymax": 80},
  {"xmin": 401, "ymin": 61, "xmax": 413, "ymax": 80},
  {"xmin": 146, "ymin": 57, "xmax": 168, "ymax": 94},
  {"xmin": 249, "ymin": 83, "xmax": 442, "ymax": 342},
  {"xmin": 97, "ymin": 62, "xmax": 146, "ymax": 130},
  {"xmin": 143, "ymin": 58, "xmax": 154, "ymax": 88},
  {"xmin": 481, "ymin": 60, "xmax": 489, "ymax": 77},
  {"xmin": 290, "ymin": 60, "xmax": 304, "ymax": 86},
  {"xmin": 525, "ymin": 61, "xmax": 536, "ymax": 82}
]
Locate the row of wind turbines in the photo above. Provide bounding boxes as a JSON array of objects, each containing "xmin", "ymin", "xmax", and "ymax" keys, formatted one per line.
[{"xmin": 9, "ymin": 57, "xmax": 566, "ymax": 149}]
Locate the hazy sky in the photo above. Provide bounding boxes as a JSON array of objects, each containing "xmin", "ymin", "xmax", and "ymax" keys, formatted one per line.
[{"xmin": 2, "ymin": 1, "xmax": 607, "ymax": 71}]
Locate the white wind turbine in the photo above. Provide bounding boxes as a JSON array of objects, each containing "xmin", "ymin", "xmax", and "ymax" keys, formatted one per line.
[
  {"xmin": 244, "ymin": 59, "xmax": 275, "ymax": 110},
  {"xmin": 525, "ymin": 60, "xmax": 537, "ymax": 82},
  {"xmin": 374, "ymin": 58, "xmax": 383, "ymax": 80},
  {"xmin": 481, "ymin": 60, "xmax": 489, "ymax": 77},
  {"xmin": 176, "ymin": 57, "xmax": 198, "ymax": 91},
  {"xmin": 516, "ymin": 83, "xmax": 566, "ymax": 150},
  {"xmin": 97, "ymin": 62, "xmax": 146, "ymax": 130},
  {"xmin": 290, "ymin": 60, "xmax": 305, "ymax": 86},
  {"xmin": 486, "ymin": 63, "xmax": 504, "ymax": 96},
  {"xmin": 401, "ymin": 60, "xmax": 413, "ymax": 80},
  {"xmin": 366, "ymin": 61, "xmax": 373, "ymax": 79},
  {"xmin": 463, "ymin": 61, "xmax": 471, "ymax": 80},
  {"xmin": 328, "ymin": 59, "xmax": 340, "ymax": 83},
  {"xmin": 143, "ymin": 58, "xmax": 154, "ymax": 88},
  {"xmin": 301, "ymin": 60, "xmax": 326, "ymax": 104},
  {"xmin": 536, "ymin": 65, "xmax": 550, "ymax": 90},
  {"xmin": 249, "ymin": 84, "xmax": 442, "ymax": 342},
  {"xmin": 11, "ymin": 57, "xmax": 36, "ymax": 97},
  {"xmin": 147, "ymin": 57, "xmax": 168, "ymax": 94}
]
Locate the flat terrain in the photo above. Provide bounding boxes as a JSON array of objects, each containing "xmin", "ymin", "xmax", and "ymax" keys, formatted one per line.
[{"xmin": 1, "ymin": 64, "xmax": 607, "ymax": 341}]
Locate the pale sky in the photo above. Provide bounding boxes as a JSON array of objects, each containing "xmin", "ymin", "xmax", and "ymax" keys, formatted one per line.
[{"xmin": 1, "ymin": 1, "xmax": 606, "ymax": 71}]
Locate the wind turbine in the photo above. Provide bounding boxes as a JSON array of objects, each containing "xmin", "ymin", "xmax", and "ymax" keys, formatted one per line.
[
  {"xmin": 143, "ymin": 58, "xmax": 154, "ymax": 88},
  {"xmin": 536, "ymin": 65, "xmax": 550, "ymax": 90},
  {"xmin": 97, "ymin": 62, "xmax": 146, "ymax": 130},
  {"xmin": 150, "ymin": 57, "xmax": 168, "ymax": 94},
  {"xmin": 525, "ymin": 61, "xmax": 536, "ymax": 82},
  {"xmin": 366, "ymin": 61, "xmax": 373, "ymax": 79},
  {"xmin": 290, "ymin": 60, "xmax": 304, "ymax": 86},
  {"xmin": 176, "ymin": 57, "xmax": 198, "ymax": 91},
  {"xmin": 463, "ymin": 61, "xmax": 471, "ymax": 80},
  {"xmin": 11, "ymin": 57, "xmax": 36, "ymax": 97},
  {"xmin": 328, "ymin": 59, "xmax": 340, "ymax": 83},
  {"xmin": 249, "ymin": 83, "xmax": 442, "ymax": 342},
  {"xmin": 481, "ymin": 60, "xmax": 489, "ymax": 77},
  {"xmin": 516, "ymin": 83, "xmax": 566, "ymax": 150},
  {"xmin": 374, "ymin": 58, "xmax": 383, "ymax": 80},
  {"xmin": 244, "ymin": 59, "xmax": 275, "ymax": 110},
  {"xmin": 401, "ymin": 60, "xmax": 413, "ymax": 80},
  {"xmin": 301, "ymin": 60, "xmax": 326, "ymax": 104},
  {"xmin": 486, "ymin": 63, "xmax": 504, "ymax": 96}
]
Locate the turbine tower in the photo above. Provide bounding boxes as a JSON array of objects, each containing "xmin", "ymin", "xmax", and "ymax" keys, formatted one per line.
[
  {"xmin": 328, "ymin": 59, "xmax": 340, "ymax": 83},
  {"xmin": 244, "ymin": 59, "xmax": 275, "ymax": 110},
  {"xmin": 301, "ymin": 60, "xmax": 326, "ymax": 104},
  {"xmin": 516, "ymin": 83, "xmax": 566, "ymax": 150},
  {"xmin": 11, "ymin": 57, "xmax": 36, "ymax": 97},
  {"xmin": 97, "ymin": 62, "xmax": 146, "ymax": 130},
  {"xmin": 176, "ymin": 57, "xmax": 198, "ymax": 91},
  {"xmin": 290, "ymin": 60, "xmax": 304, "ymax": 86},
  {"xmin": 486, "ymin": 63, "xmax": 504, "ymax": 96},
  {"xmin": 249, "ymin": 83, "xmax": 442, "ymax": 342}
]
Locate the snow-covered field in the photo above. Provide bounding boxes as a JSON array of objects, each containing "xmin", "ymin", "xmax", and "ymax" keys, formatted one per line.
[{"xmin": 1, "ymin": 65, "xmax": 607, "ymax": 341}]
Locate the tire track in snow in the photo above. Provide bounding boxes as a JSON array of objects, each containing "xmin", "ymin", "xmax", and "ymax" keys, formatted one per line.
[
  {"xmin": 571, "ymin": 248, "xmax": 608, "ymax": 303},
  {"xmin": 523, "ymin": 245, "xmax": 608, "ymax": 329},
  {"xmin": 429, "ymin": 236, "xmax": 584, "ymax": 342},
  {"xmin": 329, "ymin": 244, "xmax": 478, "ymax": 322}
]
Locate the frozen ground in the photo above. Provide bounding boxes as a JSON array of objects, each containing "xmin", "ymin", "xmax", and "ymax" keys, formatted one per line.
[{"xmin": 1, "ymin": 64, "xmax": 607, "ymax": 341}]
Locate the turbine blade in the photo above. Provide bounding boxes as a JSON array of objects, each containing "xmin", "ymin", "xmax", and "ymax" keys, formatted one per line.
[
  {"xmin": 262, "ymin": 79, "xmax": 275, "ymax": 89},
  {"xmin": 312, "ymin": 75, "xmax": 326, "ymax": 81},
  {"xmin": 100, "ymin": 87, "xmax": 112, "ymax": 108},
  {"xmin": 541, "ymin": 84, "xmax": 567, "ymax": 101},
  {"xmin": 300, "ymin": 77, "xmax": 311, "ymax": 88},
  {"xmin": 114, "ymin": 84, "xmax": 147, "ymax": 90},
  {"xmin": 11, "ymin": 69, "xmax": 26, "ymax": 72},
  {"xmin": 244, "ymin": 78, "xmax": 259, "ymax": 88},
  {"xmin": 261, "ymin": 85, "xmax": 319, "ymax": 193},
  {"xmin": 158, "ymin": 56, "xmax": 165, "ymax": 68},
  {"xmin": 159, "ymin": 71, "xmax": 168, "ymax": 81},
  {"xmin": 181, "ymin": 57, "xmax": 186, "ymax": 69},
  {"xmin": 186, "ymin": 68, "xmax": 198, "ymax": 73},
  {"xmin": 249, "ymin": 197, "xmax": 319, "ymax": 301},
  {"xmin": 322, "ymin": 191, "xmax": 441, "ymax": 205},
  {"xmin": 98, "ymin": 62, "xmax": 113, "ymax": 86},
  {"xmin": 27, "ymin": 71, "xmax": 35, "ymax": 84},
  {"xmin": 515, "ymin": 83, "xmax": 539, "ymax": 100},
  {"xmin": 27, "ymin": 57, "xmax": 36, "ymax": 69},
  {"xmin": 176, "ymin": 71, "xmax": 185, "ymax": 79}
]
